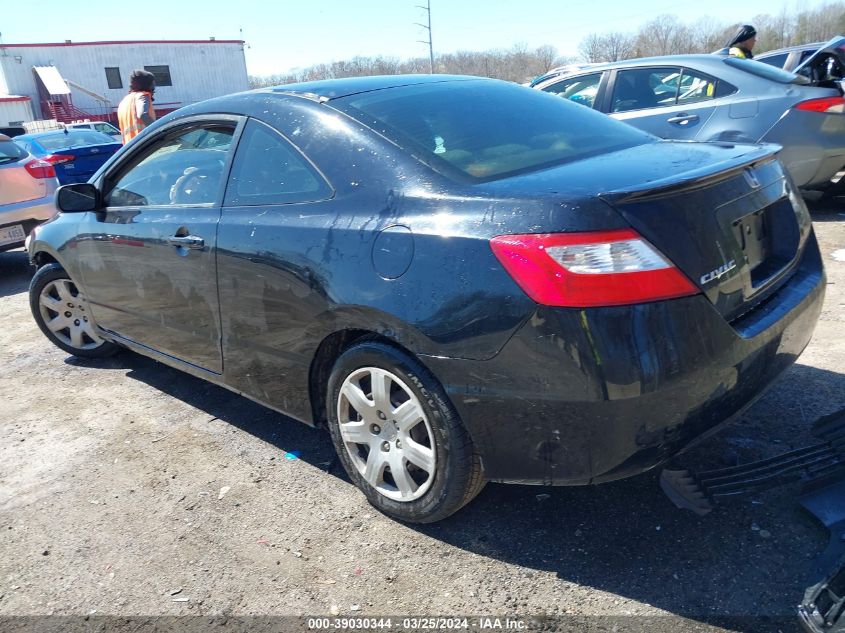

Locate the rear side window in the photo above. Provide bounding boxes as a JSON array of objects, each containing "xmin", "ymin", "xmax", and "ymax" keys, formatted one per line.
[
  {"xmin": 542, "ymin": 73, "xmax": 602, "ymax": 108},
  {"xmin": 333, "ymin": 79, "xmax": 652, "ymax": 182},
  {"xmin": 756, "ymin": 53, "xmax": 788, "ymax": 68},
  {"xmin": 723, "ymin": 57, "xmax": 801, "ymax": 83},
  {"xmin": 0, "ymin": 140, "xmax": 26, "ymax": 163},
  {"xmin": 224, "ymin": 119, "xmax": 331, "ymax": 206}
]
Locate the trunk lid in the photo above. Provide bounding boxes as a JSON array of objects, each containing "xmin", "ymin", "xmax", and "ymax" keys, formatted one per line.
[
  {"xmin": 479, "ymin": 140, "xmax": 812, "ymax": 323},
  {"xmin": 599, "ymin": 145, "xmax": 812, "ymax": 322},
  {"xmin": 52, "ymin": 143, "xmax": 121, "ymax": 181}
]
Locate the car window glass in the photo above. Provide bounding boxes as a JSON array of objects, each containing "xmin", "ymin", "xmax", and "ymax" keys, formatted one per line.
[
  {"xmin": 757, "ymin": 53, "xmax": 789, "ymax": 68},
  {"xmin": 37, "ymin": 131, "xmax": 115, "ymax": 151},
  {"xmin": 611, "ymin": 68, "xmax": 679, "ymax": 113},
  {"xmin": 799, "ymin": 49, "xmax": 816, "ymax": 62},
  {"xmin": 0, "ymin": 140, "xmax": 26, "ymax": 163},
  {"xmin": 676, "ymin": 69, "xmax": 722, "ymax": 105},
  {"xmin": 94, "ymin": 123, "xmax": 117, "ymax": 134},
  {"xmin": 105, "ymin": 124, "xmax": 235, "ymax": 208},
  {"xmin": 224, "ymin": 119, "xmax": 331, "ymax": 207},
  {"xmin": 334, "ymin": 79, "xmax": 652, "ymax": 182},
  {"xmin": 542, "ymin": 73, "xmax": 602, "ymax": 108}
]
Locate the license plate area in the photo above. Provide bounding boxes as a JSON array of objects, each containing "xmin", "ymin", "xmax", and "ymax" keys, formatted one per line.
[
  {"xmin": 732, "ymin": 199, "xmax": 799, "ymax": 290},
  {"xmin": 0, "ymin": 224, "xmax": 26, "ymax": 247}
]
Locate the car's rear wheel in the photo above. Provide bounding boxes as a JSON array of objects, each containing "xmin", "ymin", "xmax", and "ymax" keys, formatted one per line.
[
  {"xmin": 29, "ymin": 263, "xmax": 120, "ymax": 358},
  {"xmin": 327, "ymin": 340, "xmax": 485, "ymax": 523}
]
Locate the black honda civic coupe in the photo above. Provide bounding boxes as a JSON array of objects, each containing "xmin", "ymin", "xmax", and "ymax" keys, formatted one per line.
[{"xmin": 27, "ymin": 75, "xmax": 825, "ymax": 523}]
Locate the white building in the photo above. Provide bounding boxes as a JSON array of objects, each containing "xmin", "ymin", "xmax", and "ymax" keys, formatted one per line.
[{"xmin": 0, "ymin": 39, "xmax": 250, "ymax": 126}]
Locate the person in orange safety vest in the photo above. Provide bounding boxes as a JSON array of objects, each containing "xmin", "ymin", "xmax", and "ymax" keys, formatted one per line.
[{"xmin": 117, "ymin": 69, "xmax": 156, "ymax": 144}]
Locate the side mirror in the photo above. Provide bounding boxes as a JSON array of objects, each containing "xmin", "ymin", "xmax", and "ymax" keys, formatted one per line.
[{"xmin": 55, "ymin": 183, "xmax": 100, "ymax": 212}]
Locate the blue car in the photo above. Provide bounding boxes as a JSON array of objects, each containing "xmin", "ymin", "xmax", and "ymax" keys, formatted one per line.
[{"xmin": 14, "ymin": 130, "xmax": 121, "ymax": 185}]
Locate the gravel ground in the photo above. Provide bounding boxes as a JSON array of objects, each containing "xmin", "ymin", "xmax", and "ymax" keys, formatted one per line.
[{"xmin": 0, "ymin": 210, "xmax": 843, "ymax": 632}]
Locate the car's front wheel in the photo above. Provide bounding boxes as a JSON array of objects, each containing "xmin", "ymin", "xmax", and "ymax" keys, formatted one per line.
[
  {"xmin": 29, "ymin": 263, "xmax": 120, "ymax": 358},
  {"xmin": 327, "ymin": 340, "xmax": 485, "ymax": 523}
]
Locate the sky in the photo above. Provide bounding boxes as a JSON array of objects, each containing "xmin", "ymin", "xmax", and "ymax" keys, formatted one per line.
[{"xmin": 1, "ymin": 0, "xmax": 830, "ymax": 76}]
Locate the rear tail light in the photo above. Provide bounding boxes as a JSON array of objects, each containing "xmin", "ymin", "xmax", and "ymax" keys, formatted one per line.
[
  {"xmin": 490, "ymin": 229, "xmax": 698, "ymax": 308},
  {"xmin": 794, "ymin": 97, "xmax": 845, "ymax": 113},
  {"xmin": 23, "ymin": 158, "xmax": 56, "ymax": 179},
  {"xmin": 42, "ymin": 154, "xmax": 76, "ymax": 165}
]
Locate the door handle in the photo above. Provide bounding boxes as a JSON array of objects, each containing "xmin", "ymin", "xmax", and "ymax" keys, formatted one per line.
[
  {"xmin": 667, "ymin": 113, "xmax": 700, "ymax": 125},
  {"xmin": 167, "ymin": 235, "xmax": 205, "ymax": 249}
]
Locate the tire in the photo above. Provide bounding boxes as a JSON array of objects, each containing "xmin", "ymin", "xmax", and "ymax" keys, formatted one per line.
[
  {"xmin": 29, "ymin": 263, "xmax": 121, "ymax": 359},
  {"xmin": 327, "ymin": 340, "xmax": 485, "ymax": 523}
]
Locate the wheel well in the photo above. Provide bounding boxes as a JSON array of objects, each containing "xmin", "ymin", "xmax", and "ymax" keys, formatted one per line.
[
  {"xmin": 33, "ymin": 252, "xmax": 59, "ymax": 268},
  {"xmin": 309, "ymin": 329, "xmax": 400, "ymax": 428}
]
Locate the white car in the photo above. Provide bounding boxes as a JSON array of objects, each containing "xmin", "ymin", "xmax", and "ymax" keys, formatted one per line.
[{"xmin": 63, "ymin": 121, "xmax": 121, "ymax": 141}]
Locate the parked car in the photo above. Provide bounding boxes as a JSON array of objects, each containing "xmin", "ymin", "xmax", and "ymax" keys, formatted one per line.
[
  {"xmin": 63, "ymin": 120, "xmax": 122, "ymax": 141},
  {"xmin": 0, "ymin": 134, "xmax": 58, "ymax": 253},
  {"xmin": 756, "ymin": 42, "xmax": 822, "ymax": 71},
  {"xmin": 533, "ymin": 52, "xmax": 845, "ymax": 190},
  {"xmin": 14, "ymin": 130, "xmax": 122, "ymax": 185},
  {"xmin": 28, "ymin": 75, "xmax": 825, "ymax": 523}
]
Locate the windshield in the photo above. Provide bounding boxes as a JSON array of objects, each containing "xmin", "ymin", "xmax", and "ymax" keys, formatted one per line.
[
  {"xmin": 36, "ymin": 131, "xmax": 116, "ymax": 151},
  {"xmin": 332, "ymin": 79, "xmax": 653, "ymax": 182},
  {"xmin": 723, "ymin": 57, "xmax": 807, "ymax": 84}
]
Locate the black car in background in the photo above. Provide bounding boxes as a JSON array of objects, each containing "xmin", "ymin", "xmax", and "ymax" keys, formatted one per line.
[{"xmin": 27, "ymin": 75, "xmax": 825, "ymax": 522}]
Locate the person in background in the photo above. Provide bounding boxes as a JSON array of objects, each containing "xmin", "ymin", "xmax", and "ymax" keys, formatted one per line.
[
  {"xmin": 117, "ymin": 69, "xmax": 156, "ymax": 144},
  {"xmin": 726, "ymin": 25, "xmax": 757, "ymax": 59}
]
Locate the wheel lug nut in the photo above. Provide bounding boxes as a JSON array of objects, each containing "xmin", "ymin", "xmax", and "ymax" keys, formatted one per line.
[
  {"xmin": 64, "ymin": 311, "xmax": 72, "ymax": 318},
  {"xmin": 381, "ymin": 441, "xmax": 390, "ymax": 452},
  {"xmin": 396, "ymin": 439, "xmax": 402, "ymax": 449},
  {"xmin": 67, "ymin": 302, "xmax": 74, "ymax": 308},
  {"xmin": 377, "ymin": 411, "xmax": 387, "ymax": 421},
  {"xmin": 370, "ymin": 424, "xmax": 381, "ymax": 434},
  {"xmin": 74, "ymin": 319, "xmax": 80, "ymax": 326}
]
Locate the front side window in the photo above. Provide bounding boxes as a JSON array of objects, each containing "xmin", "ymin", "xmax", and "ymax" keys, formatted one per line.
[
  {"xmin": 105, "ymin": 123, "xmax": 234, "ymax": 207},
  {"xmin": 542, "ymin": 73, "xmax": 602, "ymax": 108},
  {"xmin": 94, "ymin": 123, "xmax": 119, "ymax": 135},
  {"xmin": 611, "ymin": 68, "xmax": 680, "ymax": 113},
  {"xmin": 224, "ymin": 119, "xmax": 331, "ymax": 207},
  {"xmin": 333, "ymin": 79, "xmax": 652, "ymax": 182},
  {"xmin": 144, "ymin": 65, "xmax": 172, "ymax": 87},
  {"xmin": 105, "ymin": 67, "xmax": 122, "ymax": 89}
]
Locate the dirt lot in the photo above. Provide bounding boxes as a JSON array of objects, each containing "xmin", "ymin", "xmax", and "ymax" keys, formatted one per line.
[{"xmin": 0, "ymin": 209, "xmax": 843, "ymax": 632}]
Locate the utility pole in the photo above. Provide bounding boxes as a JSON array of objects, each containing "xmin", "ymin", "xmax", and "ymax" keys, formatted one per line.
[{"xmin": 415, "ymin": 0, "xmax": 434, "ymax": 73}]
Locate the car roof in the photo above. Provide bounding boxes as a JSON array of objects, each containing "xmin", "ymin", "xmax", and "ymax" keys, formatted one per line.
[
  {"xmin": 16, "ymin": 129, "xmax": 111, "ymax": 141},
  {"xmin": 551, "ymin": 54, "xmax": 735, "ymax": 74},
  {"xmin": 268, "ymin": 74, "xmax": 482, "ymax": 100},
  {"xmin": 757, "ymin": 42, "xmax": 824, "ymax": 57}
]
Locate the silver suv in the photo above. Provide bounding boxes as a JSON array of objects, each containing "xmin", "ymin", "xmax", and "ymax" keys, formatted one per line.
[{"xmin": 0, "ymin": 134, "xmax": 59, "ymax": 252}]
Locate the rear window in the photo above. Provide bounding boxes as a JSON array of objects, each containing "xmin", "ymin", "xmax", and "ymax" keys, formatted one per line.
[
  {"xmin": 723, "ymin": 57, "xmax": 804, "ymax": 83},
  {"xmin": 332, "ymin": 79, "xmax": 653, "ymax": 182},
  {"xmin": 36, "ymin": 131, "xmax": 115, "ymax": 151},
  {"xmin": 0, "ymin": 140, "xmax": 26, "ymax": 164}
]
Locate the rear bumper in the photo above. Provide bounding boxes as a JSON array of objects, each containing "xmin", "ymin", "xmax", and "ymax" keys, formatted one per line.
[
  {"xmin": 423, "ymin": 235, "xmax": 826, "ymax": 485},
  {"xmin": 0, "ymin": 197, "xmax": 57, "ymax": 252},
  {"xmin": 761, "ymin": 109, "xmax": 845, "ymax": 188}
]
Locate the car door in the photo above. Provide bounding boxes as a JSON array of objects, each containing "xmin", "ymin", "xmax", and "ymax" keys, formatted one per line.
[
  {"xmin": 75, "ymin": 116, "xmax": 243, "ymax": 373},
  {"xmin": 216, "ymin": 118, "xmax": 335, "ymax": 412},
  {"xmin": 607, "ymin": 66, "xmax": 731, "ymax": 140}
]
